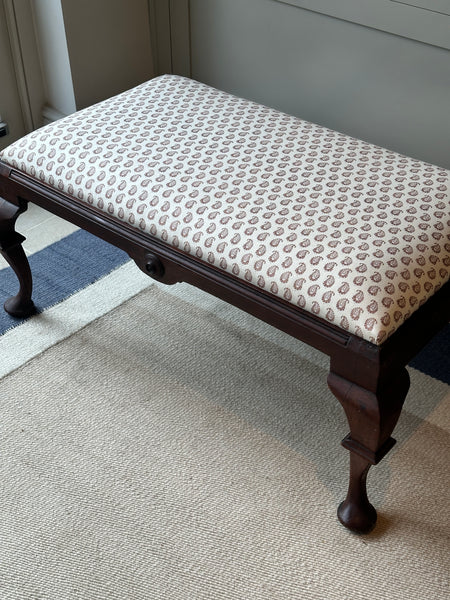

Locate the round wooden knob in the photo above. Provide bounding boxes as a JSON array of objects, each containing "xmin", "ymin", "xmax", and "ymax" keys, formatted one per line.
[{"xmin": 145, "ymin": 253, "xmax": 164, "ymax": 278}]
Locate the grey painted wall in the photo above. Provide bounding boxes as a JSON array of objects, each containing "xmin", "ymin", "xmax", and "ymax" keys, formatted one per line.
[
  {"xmin": 189, "ymin": 0, "xmax": 450, "ymax": 168},
  {"xmin": 61, "ymin": 0, "xmax": 154, "ymax": 109}
]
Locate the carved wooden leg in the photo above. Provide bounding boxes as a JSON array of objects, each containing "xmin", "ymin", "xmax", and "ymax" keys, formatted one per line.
[
  {"xmin": 0, "ymin": 197, "xmax": 36, "ymax": 317},
  {"xmin": 337, "ymin": 450, "xmax": 377, "ymax": 533},
  {"xmin": 328, "ymin": 368, "xmax": 410, "ymax": 533}
]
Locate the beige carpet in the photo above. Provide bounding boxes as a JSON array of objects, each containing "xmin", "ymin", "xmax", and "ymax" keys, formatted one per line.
[{"xmin": 0, "ymin": 283, "xmax": 449, "ymax": 599}]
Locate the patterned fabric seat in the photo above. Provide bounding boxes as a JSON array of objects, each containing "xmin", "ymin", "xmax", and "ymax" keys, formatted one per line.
[{"xmin": 1, "ymin": 74, "xmax": 449, "ymax": 344}]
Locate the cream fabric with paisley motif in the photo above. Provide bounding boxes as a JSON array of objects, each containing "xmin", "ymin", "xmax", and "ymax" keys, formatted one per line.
[{"xmin": 1, "ymin": 75, "xmax": 449, "ymax": 344}]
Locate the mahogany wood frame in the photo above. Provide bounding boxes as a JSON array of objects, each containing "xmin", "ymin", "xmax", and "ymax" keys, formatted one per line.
[{"xmin": 1, "ymin": 160, "xmax": 449, "ymax": 533}]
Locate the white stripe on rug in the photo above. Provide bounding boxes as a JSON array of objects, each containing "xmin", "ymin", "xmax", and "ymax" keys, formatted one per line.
[
  {"xmin": 1, "ymin": 255, "xmax": 443, "ymax": 406},
  {"xmin": 0, "ymin": 262, "xmax": 152, "ymax": 377}
]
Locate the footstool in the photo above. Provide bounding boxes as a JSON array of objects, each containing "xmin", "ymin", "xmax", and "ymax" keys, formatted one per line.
[{"xmin": 1, "ymin": 75, "xmax": 449, "ymax": 533}]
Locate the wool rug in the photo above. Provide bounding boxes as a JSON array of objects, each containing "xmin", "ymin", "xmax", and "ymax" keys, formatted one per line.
[{"xmin": 0, "ymin": 233, "xmax": 449, "ymax": 599}]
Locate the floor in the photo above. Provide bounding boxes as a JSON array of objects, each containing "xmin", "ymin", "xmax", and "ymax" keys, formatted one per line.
[{"xmin": 0, "ymin": 204, "xmax": 78, "ymax": 269}]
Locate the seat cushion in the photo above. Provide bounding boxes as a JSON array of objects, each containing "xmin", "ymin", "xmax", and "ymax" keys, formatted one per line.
[{"xmin": 1, "ymin": 75, "xmax": 449, "ymax": 344}]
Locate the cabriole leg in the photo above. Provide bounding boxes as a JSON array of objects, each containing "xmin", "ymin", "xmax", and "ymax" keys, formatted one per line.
[
  {"xmin": 0, "ymin": 197, "xmax": 35, "ymax": 317},
  {"xmin": 337, "ymin": 451, "xmax": 377, "ymax": 533},
  {"xmin": 328, "ymin": 368, "xmax": 410, "ymax": 533}
]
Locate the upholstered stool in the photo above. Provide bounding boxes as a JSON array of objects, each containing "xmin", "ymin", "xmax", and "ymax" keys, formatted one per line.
[{"xmin": 1, "ymin": 75, "xmax": 449, "ymax": 533}]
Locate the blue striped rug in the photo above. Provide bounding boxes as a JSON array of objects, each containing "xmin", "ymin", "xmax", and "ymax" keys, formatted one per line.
[
  {"xmin": 0, "ymin": 230, "xmax": 129, "ymax": 334},
  {"xmin": 0, "ymin": 229, "xmax": 448, "ymax": 383}
]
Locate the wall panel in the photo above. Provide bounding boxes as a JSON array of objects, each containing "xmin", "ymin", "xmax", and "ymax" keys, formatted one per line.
[{"xmin": 189, "ymin": 0, "xmax": 450, "ymax": 168}]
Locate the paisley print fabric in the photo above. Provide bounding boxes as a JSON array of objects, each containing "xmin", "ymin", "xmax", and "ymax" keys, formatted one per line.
[{"xmin": 1, "ymin": 75, "xmax": 449, "ymax": 344}]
